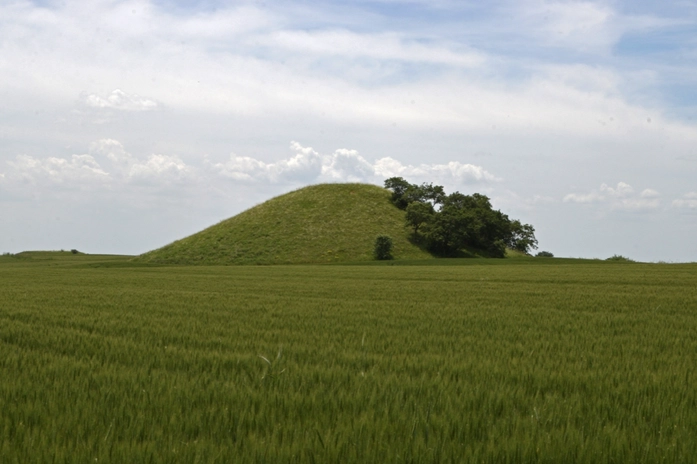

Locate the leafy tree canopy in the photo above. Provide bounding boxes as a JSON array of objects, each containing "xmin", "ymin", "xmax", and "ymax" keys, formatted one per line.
[{"xmin": 384, "ymin": 177, "xmax": 538, "ymax": 257}]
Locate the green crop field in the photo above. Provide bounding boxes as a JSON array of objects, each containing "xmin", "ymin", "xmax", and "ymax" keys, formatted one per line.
[{"xmin": 1, "ymin": 253, "xmax": 697, "ymax": 462}]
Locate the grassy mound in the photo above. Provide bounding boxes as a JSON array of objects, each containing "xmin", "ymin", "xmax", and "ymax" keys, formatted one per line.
[{"xmin": 137, "ymin": 183, "xmax": 433, "ymax": 265}]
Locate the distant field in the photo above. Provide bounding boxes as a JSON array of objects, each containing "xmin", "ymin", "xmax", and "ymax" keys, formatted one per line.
[{"xmin": 1, "ymin": 253, "xmax": 697, "ymax": 462}]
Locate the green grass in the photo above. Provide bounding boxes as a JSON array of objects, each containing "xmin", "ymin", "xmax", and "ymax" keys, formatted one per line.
[
  {"xmin": 0, "ymin": 251, "xmax": 134, "ymax": 265},
  {"xmin": 136, "ymin": 183, "xmax": 434, "ymax": 265},
  {"xmin": 2, "ymin": 258, "xmax": 697, "ymax": 462}
]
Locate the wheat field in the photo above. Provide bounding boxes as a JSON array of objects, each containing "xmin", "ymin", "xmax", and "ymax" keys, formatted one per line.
[{"xmin": 1, "ymin": 254, "xmax": 696, "ymax": 462}]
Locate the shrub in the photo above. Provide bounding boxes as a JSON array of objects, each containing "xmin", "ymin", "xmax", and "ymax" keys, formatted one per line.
[
  {"xmin": 373, "ymin": 235, "xmax": 393, "ymax": 260},
  {"xmin": 606, "ymin": 254, "xmax": 634, "ymax": 262},
  {"xmin": 536, "ymin": 251, "xmax": 554, "ymax": 258},
  {"xmin": 71, "ymin": 249, "xmax": 79, "ymax": 255}
]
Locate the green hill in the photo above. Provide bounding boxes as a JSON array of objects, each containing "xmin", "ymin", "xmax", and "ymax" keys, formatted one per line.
[{"xmin": 136, "ymin": 183, "xmax": 433, "ymax": 265}]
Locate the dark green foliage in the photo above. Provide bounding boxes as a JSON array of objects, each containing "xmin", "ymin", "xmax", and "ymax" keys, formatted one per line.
[
  {"xmin": 405, "ymin": 201, "xmax": 435, "ymax": 235},
  {"xmin": 536, "ymin": 251, "xmax": 554, "ymax": 257},
  {"xmin": 606, "ymin": 254, "xmax": 634, "ymax": 262},
  {"xmin": 385, "ymin": 177, "xmax": 538, "ymax": 257},
  {"xmin": 384, "ymin": 177, "xmax": 445, "ymax": 209},
  {"xmin": 383, "ymin": 177, "xmax": 413, "ymax": 209},
  {"xmin": 70, "ymin": 249, "xmax": 79, "ymax": 254},
  {"xmin": 373, "ymin": 235, "xmax": 393, "ymax": 260},
  {"xmin": 507, "ymin": 220, "xmax": 538, "ymax": 253}
]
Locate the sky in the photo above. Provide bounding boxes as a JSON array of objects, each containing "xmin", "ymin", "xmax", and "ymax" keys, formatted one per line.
[{"xmin": 1, "ymin": 0, "xmax": 696, "ymax": 261}]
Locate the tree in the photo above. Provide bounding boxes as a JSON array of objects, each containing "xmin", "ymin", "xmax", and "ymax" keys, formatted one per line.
[
  {"xmin": 384, "ymin": 177, "xmax": 538, "ymax": 258},
  {"xmin": 384, "ymin": 177, "xmax": 413, "ymax": 209},
  {"xmin": 419, "ymin": 183, "xmax": 446, "ymax": 207},
  {"xmin": 405, "ymin": 201, "xmax": 434, "ymax": 236},
  {"xmin": 384, "ymin": 177, "xmax": 446, "ymax": 210},
  {"xmin": 506, "ymin": 220, "xmax": 538, "ymax": 254},
  {"xmin": 373, "ymin": 235, "xmax": 394, "ymax": 260}
]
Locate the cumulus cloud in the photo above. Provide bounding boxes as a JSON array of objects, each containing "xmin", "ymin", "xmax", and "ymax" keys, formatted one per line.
[
  {"xmin": 129, "ymin": 155, "xmax": 194, "ymax": 184},
  {"xmin": 82, "ymin": 89, "xmax": 159, "ymax": 112},
  {"xmin": 89, "ymin": 139, "xmax": 194, "ymax": 185},
  {"xmin": 564, "ymin": 182, "xmax": 661, "ymax": 211},
  {"xmin": 1, "ymin": 139, "xmax": 196, "ymax": 192},
  {"xmin": 212, "ymin": 142, "xmax": 323, "ymax": 183},
  {"xmin": 672, "ymin": 192, "xmax": 697, "ymax": 210},
  {"xmin": 562, "ymin": 191, "xmax": 605, "ymax": 204},
  {"xmin": 373, "ymin": 157, "xmax": 500, "ymax": 184},
  {"xmin": 2, "ymin": 139, "xmax": 497, "ymax": 199},
  {"xmin": 89, "ymin": 139, "xmax": 135, "ymax": 167},
  {"xmin": 6, "ymin": 154, "xmax": 110, "ymax": 187},
  {"xmin": 321, "ymin": 149, "xmax": 376, "ymax": 182},
  {"xmin": 210, "ymin": 141, "xmax": 498, "ymax": 187}
]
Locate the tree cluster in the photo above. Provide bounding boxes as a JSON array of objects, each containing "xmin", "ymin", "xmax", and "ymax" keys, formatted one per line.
[{"xmin": 385, "ymin": 177, "xmax": 538, "ymax": 258}]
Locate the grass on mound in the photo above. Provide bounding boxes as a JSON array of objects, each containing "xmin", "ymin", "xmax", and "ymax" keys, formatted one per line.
[{"xmin": 137, "ymin": 183, "xmax": 434, "ymax": 265}]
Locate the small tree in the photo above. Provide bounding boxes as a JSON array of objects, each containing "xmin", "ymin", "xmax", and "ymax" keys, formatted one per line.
[
  {"xmin": 373, "ymin": 235, "xmax": 393, "ymax": 260},
  {"xmin": 405, "ymin": 201, "xmax": 434, "ymax": 236},
  {"xmin": 536, "ymin": 251, "xmax": 554, "ymax": 258}
]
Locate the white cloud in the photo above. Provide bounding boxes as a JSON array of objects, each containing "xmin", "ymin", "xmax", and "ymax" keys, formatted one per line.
[
  {"xmin": 129, "ymin": 154, "xmax": 194, "ymax": 184},
  {"xmin": 211, "ymin": 142, "xmax": 499, "ymax": 187},
  {"xmin": 509, "ymin": 0, "xmax": 678, "ymax": 56},
  {"xmin": 601, "ymin": 181, "xmax": 634, "ymax": 198},
  {"xmin": 4, "ymin": 139, "xmax": 497, "ymax": 194},
  {"xmin": 564, "ymin": 182, "xmax": 661, "ymax": 211},
  {"xmin": 172, "ymin": 6, "xmax": 275, "ymax": 39},
  {"xmin": 89, "ymin": 139, "xmax": 135, "ymax": 167},
  {"xmin": 1, "ymin": 139, "xmax": 197, "ymax": 192},
  {"xmin": 1, "ymin": 0, "xmax": 694, "ymax": 141},
  {"xmin": 614, "ymin": 197, "xmax": 661, "ymax": 212},
  {"xmin": 492, "ymin": 190, "xmax": 557, "ymax": 212},
  {"xmin": 373, "ymin": 157, "xmax": 500, "ymax": 185},
  {"xmin": 521, "ymin": 0, "xmax": 616, "ymax": 52},
  {"xmin": 321, "ymin": 149, "xmax": 376, "ymax": 182},
  {"xmin": 672, "ymin": 192, "xmax": 697, "ymax": 209},
  {"xmin": 260, "ymin": 30, "xmax": 484, "ymax": 67},
  {"xmin": 563, "ymin": 191, "xmax": 605, "ymax": 204},
  {"xmin": 83, "ymin": 89, "xmax": 158, "ymax": 111},
  {"xmin": 6, "ymin": 154, "xmax": 110, "ymax": 186},
  {"xmin": 212, "ymin": 142, "xmax": 323, "ymax": 183}
]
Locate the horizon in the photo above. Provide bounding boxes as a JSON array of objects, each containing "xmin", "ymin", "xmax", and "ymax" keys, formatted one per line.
[{"xmin": 1, "ymin": 0, "xmax": 696, "ymax": 262}]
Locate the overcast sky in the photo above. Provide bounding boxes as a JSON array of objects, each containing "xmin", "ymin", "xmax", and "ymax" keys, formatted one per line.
[{"xmin": 1, "ymin": 0, "xmax": 696, "ymax": 261}]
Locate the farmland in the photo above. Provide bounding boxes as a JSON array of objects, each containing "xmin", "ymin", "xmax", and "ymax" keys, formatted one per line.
[{"xmin": 1, "ymin": 253, "xmax": 697, "ymax": 462}]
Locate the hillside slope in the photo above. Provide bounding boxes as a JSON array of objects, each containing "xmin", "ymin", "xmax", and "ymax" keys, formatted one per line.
[{"xmin": 137, "ymin": 183, "xmax": 433, "ymax": 264}]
